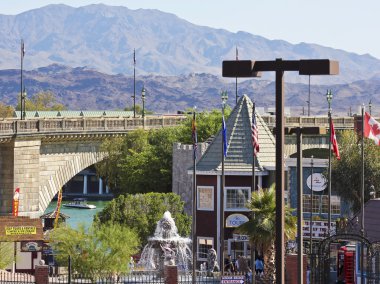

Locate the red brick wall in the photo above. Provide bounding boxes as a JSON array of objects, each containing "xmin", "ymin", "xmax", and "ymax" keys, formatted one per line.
[
  {"xmin": 0, "ymin": 216, "xmax": 43, "ymax": 241},
  {"xmin": 164, "ymin": 265, "xmax": 178, "ymax": 284},
  {"xmin": 35, "ymin": 265, "xmax": 49, "ymax": 284},
  {"xmin": 285, "ymin": 254, "xmax": 307, "ymax": 284}
]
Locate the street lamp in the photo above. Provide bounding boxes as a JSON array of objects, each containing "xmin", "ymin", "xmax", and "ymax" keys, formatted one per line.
[
  {"xmin": 287, "ymin": 126, "xmax": 326, "ymax": 284},
  {"xmin": 223, "ymin": 58, "xmax": 339, "ymax": 283},
  {"xmin": 141, "ymin": 86, "xmax": 146, "ymax": 119},
  {"xmin": 369, "ymin": 99, "xmax": 372, "ymax": 115},
  {"xmin": 220, "ymin": 90, "xmax": 228, "ymax": 274},
  {"xmin": 310, "ymin": 155, "xmax": 314, "ymax": 284},
  {"xmin": 22, "ymin": 88, "xmax": 27, "ymax": 119}
]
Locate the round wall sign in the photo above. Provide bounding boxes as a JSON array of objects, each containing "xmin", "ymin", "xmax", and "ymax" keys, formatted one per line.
[
  {"xmin": 226, "ymin": 214, "xmax": 249, "ymax": 228},
  {"xmin": 306, "ymin": 173, "xmax": 327, "ymax": 192}
]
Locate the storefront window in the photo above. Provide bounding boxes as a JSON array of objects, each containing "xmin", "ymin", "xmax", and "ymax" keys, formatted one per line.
[
  {"xmin": 225, "ymin": 187, "xmax": 250, "ymax": 210},
  {"xmin": 198, "ymin": 237, "xmax": 213, "ymax": 260}
]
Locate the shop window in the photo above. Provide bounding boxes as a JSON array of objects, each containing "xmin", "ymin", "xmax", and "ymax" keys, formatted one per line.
[
  {"xmin": 197, "ymin": 237, "xmax": 213, "ymax": 261},
  {"xmin": 225, "ymin": 187, "xmax": 250, "ymax": 210}
]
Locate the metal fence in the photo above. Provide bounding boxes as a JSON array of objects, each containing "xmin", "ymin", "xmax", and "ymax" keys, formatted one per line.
[
  {"xmin": 47, "ymin": 270, "xmax": 223, "ymax": 284},
  {"xmin": 0, "ymin": 270, "xmax": 35, "ymax": 284}
]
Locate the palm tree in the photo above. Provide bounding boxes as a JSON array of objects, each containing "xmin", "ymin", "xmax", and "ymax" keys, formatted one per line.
[{"xmin": 236, "ymin": 183, "xmax": 297, "ymax": 283}]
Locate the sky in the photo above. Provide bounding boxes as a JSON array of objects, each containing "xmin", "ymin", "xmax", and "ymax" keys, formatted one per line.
[{"xmin": 1, "ymin": 0, "xmax": 380, "ymax": 59}]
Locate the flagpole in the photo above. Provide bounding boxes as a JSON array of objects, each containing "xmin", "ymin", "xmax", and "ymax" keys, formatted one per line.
[
  {"xmin": 220, "ymin": 91, "xmax": 228, "ymax": 274},
  {"xmin": 251, "ymin": 102, "xmax": 256, "ymax": 284},
  {"xmin": 192, "ymin": 111, "xmax": 197, "ymax": 284},
  {"xmin": 20, "ymin": 39, "xmax": 24, "ymax": 120},
  {"xmin": 326, "ymin": 90, "xmax": 332, "ymax": 235},
  {"xmin": 361, "ymin": 105, "xmax": 365, "ymax": 284},
  {"xmin": 133, "ymin": 49, "xmax": 136, "ymax": 118},
  {"xmin": 235, "ymin": 47, "xmax": 238, "ymax": 105}
]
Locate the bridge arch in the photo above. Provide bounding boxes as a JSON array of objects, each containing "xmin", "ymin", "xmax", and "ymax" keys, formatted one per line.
[{"xmin": 38, "ymin": 139, "xmax": 106, "ymax": 214}]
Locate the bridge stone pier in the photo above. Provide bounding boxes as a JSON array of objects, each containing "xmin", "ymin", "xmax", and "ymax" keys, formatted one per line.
[{"xmin": 0, "ymin": 135, "xmax": 106, "ymax": 217}]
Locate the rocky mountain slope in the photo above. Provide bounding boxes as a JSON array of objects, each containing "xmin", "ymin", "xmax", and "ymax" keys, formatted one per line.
[
  {"xmin": 0, "ymin": 64, "xmax": 378, "ymax": 115},
  {"xmin": 0, "ymin": 4, "xmax": 380, "ymax": 85}
]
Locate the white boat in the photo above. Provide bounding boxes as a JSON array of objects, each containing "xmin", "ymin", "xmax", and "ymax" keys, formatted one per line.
[{"xmin": 63, "ymin": 198, "xmax": 96, "ymax": 209}]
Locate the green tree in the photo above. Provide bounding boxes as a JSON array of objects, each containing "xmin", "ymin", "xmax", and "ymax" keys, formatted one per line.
[
  {"xmin": 95, "ymin": 192, "xmax": 191, "ymax": 244},
  {"xmin": 331, "ymin": 130, "xmax": 380, "ymax": 212},
  {"xmin": 176, "ymin": 107, "xmax": 231, "ymax": 144},
  {"xmin": 49, "ymin": 222, "xmax": 139, "ymax": 281},
  {"xmin": 0, "ymin": 242, "xmax": 13, "ymax": 269},
  {"xmin": 0, "ymin": 103, "xmax": 14, "ymax": 118},
  {"xmin": 16, "ymin": 91, "xmax": 66, "ymax": 111},
  {"xmin": 236, "ymin": 184, "xmax": 297, "ymax": 283},
  {"xmin": 96, "ymin": 108, "xmax": 230, "ymax": 195}
]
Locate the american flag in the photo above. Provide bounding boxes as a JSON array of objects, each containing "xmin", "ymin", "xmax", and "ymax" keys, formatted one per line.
[
  {"xmin": 192, "ymin": 112, "xmax": 198, "ymax": 160},
  {"xmin": 251, "ymin": 105, "xmax": 259, "ymax": 156},
  {"xmin": 133, "ymin": 49, "xmax": 136, "ymax": 65}
]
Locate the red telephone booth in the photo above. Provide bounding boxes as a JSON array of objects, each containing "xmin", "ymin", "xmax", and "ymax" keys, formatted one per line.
[{"xmin": 337, "ymin": 246, "xmax": 355, "ymax": 284}]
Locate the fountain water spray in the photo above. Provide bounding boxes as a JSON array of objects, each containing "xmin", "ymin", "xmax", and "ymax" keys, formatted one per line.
[{"xmin": 138, "ymin": 211, "xmax": 192, "ymax": 273}]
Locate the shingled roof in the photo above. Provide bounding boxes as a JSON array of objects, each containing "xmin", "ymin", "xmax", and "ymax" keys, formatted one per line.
[{"xmin": 196, "ymin": 95, "xmax": 276, "ymax": 173}]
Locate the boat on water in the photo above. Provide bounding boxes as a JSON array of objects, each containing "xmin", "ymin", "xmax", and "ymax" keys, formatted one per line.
[{"xmin": 63, "ymin": 198, "xmax": 96, "ymax": 209}]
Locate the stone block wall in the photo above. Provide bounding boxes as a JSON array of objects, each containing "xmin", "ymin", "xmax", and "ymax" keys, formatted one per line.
[
  {"xmin": 13, "ymin": 140, "xmax": 41, "ymax": 217},
  {"xmin": 172, "ymin": 142, "xmax": 208, "ymax": 215},
  {"xmin": 0, "ymin": 143, "xmax": 15, "ymax": 214}
]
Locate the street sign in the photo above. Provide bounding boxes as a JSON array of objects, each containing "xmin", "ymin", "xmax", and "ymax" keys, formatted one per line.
[{"xmin": 221, "ymin": 275, "xmax": 245, "ymax": 284}]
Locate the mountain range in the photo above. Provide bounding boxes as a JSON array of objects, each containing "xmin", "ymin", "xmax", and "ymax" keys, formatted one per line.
[
  {"xmin": 0, "ymin": 4, "xmax": 379, "ymax": 115},
  {"xmin": 0, "ymin": 64, "xmax": 378, "ymax": 115}
]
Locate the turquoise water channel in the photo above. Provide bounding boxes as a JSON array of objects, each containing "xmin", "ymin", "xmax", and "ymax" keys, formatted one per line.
[{"xmin": 44, "ymin": 200, "xmax": 110, "ymax": 229}]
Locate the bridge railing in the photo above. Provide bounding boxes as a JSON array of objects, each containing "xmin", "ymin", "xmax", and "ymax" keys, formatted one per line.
[
  {"xmin": 0, "ymin": 115, "xmax": 187, "ymax": 136},
  {"xmin": 261, "ymin": 116, "xmax": 355, "ymax": 129}
]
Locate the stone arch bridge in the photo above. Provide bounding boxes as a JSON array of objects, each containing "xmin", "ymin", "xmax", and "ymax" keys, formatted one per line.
[
  {"xmin": 0, "ymin": 114, "xmax": 354, "ymax": 218},
  {"xmin": 0, "ymin": 115, "xmax": 185, "ymax": 217}
]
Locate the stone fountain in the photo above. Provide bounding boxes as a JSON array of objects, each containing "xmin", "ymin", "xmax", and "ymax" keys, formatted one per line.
[{"xmin": 137, "ymin": 211, "xmax": 192, "ymax": 273}]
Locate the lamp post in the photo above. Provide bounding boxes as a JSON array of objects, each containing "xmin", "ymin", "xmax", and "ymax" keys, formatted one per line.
[
  {"xmin": 20, "ymin": 39, "xmax": 25, "ymax": 120},
  {"xmin": 141, "ymin": 86, "xmax": 146, "ymax": 119},
  {"xmin": 369, "ymin": 99, "xmax": 372, "ymax": 115},
  {"xmin": 220, "ymin": 90, "xmax": 228, "ymax": 274},
  {"xmin": 309, "ymin": 155, "xmax": 314, "ymax": 284},
  {"xmin": 222, "ymin": 58, "xmax": 339, "ymax": 283},
  {"xmin": 286, "ymin": 126, "xmax": 326, "ymax": 284},
  {"xmin": 326, "ymin": 90, "xmax": 333, "ymax": 236},
  {"xmin": 22, "ymin": 88, "xmax": 27, "ymax": 119}
]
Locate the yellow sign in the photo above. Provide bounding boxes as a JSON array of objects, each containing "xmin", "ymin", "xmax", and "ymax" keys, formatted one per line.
[{"xmin": 5, "ymin": 226, "xmax": 37, "ymax": 235}]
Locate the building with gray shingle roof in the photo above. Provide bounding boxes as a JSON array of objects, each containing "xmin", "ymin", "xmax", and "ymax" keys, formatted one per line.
[
  {"xmin": 196, "ymin": 94, "xmax": 276, "ymax": 177},
  {"xmin": 191, "ymin": 94, "xmax": 277, "ymax": 268}
]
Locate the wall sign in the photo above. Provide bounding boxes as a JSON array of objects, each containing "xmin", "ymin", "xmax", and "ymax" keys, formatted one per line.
[
  {"xmin": 226, "ymin": 214, "xmax": 249, "ymax": 228},
  {"xmin": 5, "ymin": 226, "xmax": 37, "ymax": 235},
  {"xmin": 306, "ymin": 173, "xmax": 327, "ymax": 192},
  {"xmin": 197, "ymin": 186, "xmax": 214, "ymax": 210},
  {"xmin": 21, "ymin": 241, "xmax": 43, "ymax": 252}
]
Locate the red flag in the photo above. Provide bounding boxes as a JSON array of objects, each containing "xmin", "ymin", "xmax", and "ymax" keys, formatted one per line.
[
  {"xmin": 251, "ymin": 106, "xmax": 259, "ymax": 156},
  {"xmin": 330, "ymin": 119, "xmax": 340, "ymax": 160},
  {"xmin": 364, "ymin": 112, "xmax": 380, "ymax": 146},
  {"xmin": 12, "ymin": 188, "xmax": 20, "ymax": 216}
]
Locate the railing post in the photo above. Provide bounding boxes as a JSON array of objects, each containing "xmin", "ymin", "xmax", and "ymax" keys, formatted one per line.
[{"xmin": 68, "ymin": 255, "xmax": 71, "ymax": 284}]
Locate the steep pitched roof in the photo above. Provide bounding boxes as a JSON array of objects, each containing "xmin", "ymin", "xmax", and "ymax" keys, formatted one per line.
[{"xmin": 196, "ymin": 95, "xmax": 276, "ymax": 173}]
